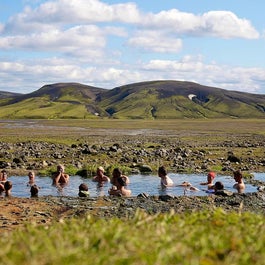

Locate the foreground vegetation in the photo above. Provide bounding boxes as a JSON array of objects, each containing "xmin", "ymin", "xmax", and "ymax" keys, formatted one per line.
[{"xmin": 0, "ymin": 209, "xmax": 264, "ymax": 265}]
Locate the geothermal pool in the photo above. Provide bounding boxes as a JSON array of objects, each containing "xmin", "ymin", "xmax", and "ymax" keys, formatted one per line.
[{"xmin": 3, "ymin": 172, "xmax": 263, "ymax": 198}]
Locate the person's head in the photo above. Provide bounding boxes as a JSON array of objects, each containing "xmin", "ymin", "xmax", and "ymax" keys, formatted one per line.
[
  {"xmin": 112, "ymin": 168, "xmax": 122, "ymax": 178},
  {"xmin": 4, "ymin": 180, "xmax": 12, "ymax": 196},
  {"xmin": 1, "ymin": 170, "xmax": 8, "ymax": 181},
  {"xmin": 233, "ymin": 170, "xmax": 243, "ymax": 182},
  {"xmin": 30, "ymin": 184, "xmax": 39, "ymax": 197},
  {"xmin": 207, "ymin": 171, "xmax": 216, "ymax": 182},
  {"xmin": 158, "ymin": 166, "xmax": 167, "ymax": 177},
  {"xmin": 78, "ymin": 183, "xmax": 89, "ymax": 197},
  {"xmin": 214, "ymin": 181, "xmax": 224, "ymax": 191},
  {"xmin": 97, "ymin": 166, "xmax": 105, "ymax": 176},
  {"xmin": 79, "ymin": 183, "xmax": 88, "ymax": 192},
  {"xmin": 28, "ymin": 171, "xmax": 35, "ymax": 182},
  {"xmin": 57, "ymin": 164, "xmax": 65, "ymax": 173}
]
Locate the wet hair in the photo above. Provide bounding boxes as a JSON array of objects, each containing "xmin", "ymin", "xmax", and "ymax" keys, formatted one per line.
[
  {"xmin": 57, "ymin": 164, "xmax": 65, "ymax": 171},
  {"xmin": 158, "ymin": 166, "xmax": 167, "ymax": 176},
  {"xmin": 214, "ymin": 181, "xmax": 224, "ymax": 191},
  {"xmin": 1, "ymin": 170, "xmax": 7, "ymax": 180},
  {"xmin": 233, "ymin": 170, "xmax": 243, "ymax": 178},
  {"xmin": 4, "ymin": 180, "xmax": 12, "ymax": 191},
  {"xmin": 79, "ymin": 183, "xmax": 88, "ymax": 191},
  {"xmin": 117, "ymin": 177, "xmax": 126, "ymax": 187},
  {"xmin": 30, "ymin": 185, "xmax": 39, "ymax": 197},
  {"xmin": 113, "ymin": 168, "xmax": 122, "ymax": 176}
]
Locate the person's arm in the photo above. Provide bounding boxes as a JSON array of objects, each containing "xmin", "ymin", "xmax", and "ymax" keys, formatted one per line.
[
  {"xmin": 161, "ymin": 178, "xmax": 170, "ymax": 187},
  {"xmin": 125, "ymin": 189, "xmax": 132, "ymax": 196},
  {"xmin": 103, "ymin": 175, "xmax": 111, "ymax": 182},
  {"xmin": 63, "ymin": 174, "xmax": 70, "ymax": 183},
  {"xmin": 52, "ymin": 172, "xmax": 61, "ymax": 185},
  {"xmin": 108, "ymin": 188, "xmax": 120, "ymax": 196},
  {"xmin": 122, "ymin": 175, "xmax": 130, "ymax": 185},
  {"xmin": 177, "ymin": 182, "xmax": 191, "ymax": 187}
]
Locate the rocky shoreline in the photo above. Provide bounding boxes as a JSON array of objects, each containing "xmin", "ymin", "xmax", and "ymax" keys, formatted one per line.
[{"xmin": 1, "ymin": 192, "xmax": 265, "ymax": 231}]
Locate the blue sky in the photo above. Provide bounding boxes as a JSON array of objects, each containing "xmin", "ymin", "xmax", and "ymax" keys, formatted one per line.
[{"xmin": 0, "ymin": 0, "xmax": 265, "ymax": 94}]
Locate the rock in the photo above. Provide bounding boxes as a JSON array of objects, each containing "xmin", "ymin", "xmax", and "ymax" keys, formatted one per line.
[
  {"xmin": 227, "ymin": 155, "xmax": 241, "ymax": 163},
  {"xmin": 159, "ymin": 195, "xmax": 175, "ymax": 201},
  {"xmin": 257, "ymin": 186, "xmax": 265, "ymax": 192},
  {"xmin": 138, "ymin": 164, "xmax": 153, "ymax": 173},
  {"xmin": 137, "ymin": 193, "xmax": 149, "ymax": 198},
  {"xmin": 42, "ymin": 160, "xmax": 49, "ymax": 167}
]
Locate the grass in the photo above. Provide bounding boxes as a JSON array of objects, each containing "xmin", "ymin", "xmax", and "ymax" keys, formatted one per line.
[
  {"xmin": 0, "ymin": 118, "xmax": 264, "ymax": 147},
  {"xmin": 0, "ymin": 97, "xmax": 97, "ymax": 119},
  {"xmin": 0, "ymin": 209, "xmax": 264, "ymax": 265}
]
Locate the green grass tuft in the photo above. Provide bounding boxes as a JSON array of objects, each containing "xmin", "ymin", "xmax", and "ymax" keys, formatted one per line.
[{"xmin": 0, "ymin": 209, "xmax": 264, "ymax": 265}]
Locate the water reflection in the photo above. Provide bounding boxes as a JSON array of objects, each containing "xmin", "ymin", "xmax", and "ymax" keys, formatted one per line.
[{"xmin": 4, "ymin": 172, "xmax": 260, "ymax": 198}]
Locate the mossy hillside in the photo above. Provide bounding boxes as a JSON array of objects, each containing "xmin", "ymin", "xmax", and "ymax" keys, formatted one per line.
[
  {"xmin": 205, "ymin": 96, "xmax": 265, "ymax": 118},
  {"xmin": 1, "ymin": 80, "xmax": 265, "ymax": 119},
  {"xmin": 99, "ymin": 89, "xmax": 159, "ymax": 119},
  {"xmin": 153, "ymin": 96, "xmax": 222, "ymax": 119},
  {"xmin": 98, "ymin": 81, "xmax": 265, "ymax": 119},
  {"xmin": 0, "ymin": 97, "xmax": 99, "ymax": 119},
  {"xmin": 0, "ymin": 209, "xmax": 264, "ymax": 265}
]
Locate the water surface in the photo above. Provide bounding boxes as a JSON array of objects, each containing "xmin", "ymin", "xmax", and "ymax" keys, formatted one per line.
[{"xmin": 4, "ymin": 172, "xmax": 260, "ymax": 198}]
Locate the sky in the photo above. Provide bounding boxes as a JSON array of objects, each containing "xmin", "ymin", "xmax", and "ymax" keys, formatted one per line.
[{"xmin": 0, "ymin": 0, "xmax": 265, "ymax": 94}]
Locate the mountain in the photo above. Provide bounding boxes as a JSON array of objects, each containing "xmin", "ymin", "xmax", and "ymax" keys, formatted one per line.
[
  {"xmin": 0, "ymin": 91, "xmax": 22, "ymax": 98},
  {"xmin": 98, "ymin": 80, "xmax": 265, "ymax": 118},
  {"xmin": 0, "ymin": 80, "xmax": 264, "ymax": 119},
  {"xmin": 0, "ymin": 83, "xmax": 107, "ymax": 119}
]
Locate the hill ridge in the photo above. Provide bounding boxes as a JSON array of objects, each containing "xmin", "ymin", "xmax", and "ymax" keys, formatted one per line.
[{"xmin": 0, "ymin": 80, "xmax": 264, "ymax": 119}]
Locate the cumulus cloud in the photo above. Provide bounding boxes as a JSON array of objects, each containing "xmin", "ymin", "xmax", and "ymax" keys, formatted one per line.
[
  {"xmin": 3, "ymin": 1, "xmax": 259, "ymax": 40},
  {"xmin": 142, "ymin": 9, "xmax": 259, "ymax": 39},
  {"xmin": 201, "ymin": 11, "xmax": 259, "ymax": 39},
  {"xmin": 1, "ymin": 56, "xmax": 265, "ymax": 94},
  {"xmin": 143, "ymin": 58, "xmax": 265, "ymax": 93},
  {"xmin": 127, "ymin": 30, "xmax": 182, "ymax": 53},
  {"xmin": 3, "ymin": 0, "xmax": 140, "ymax": 34},
  {"xmin": 0, "ymin": 25, "xmax": 126, "ymax": 59}
]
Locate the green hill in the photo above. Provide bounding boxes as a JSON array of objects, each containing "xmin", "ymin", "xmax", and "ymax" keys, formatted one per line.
[
  {"xmin": 0, "ymin": 80, "xmax": 264, "ymax": 119},
  {"xmin": 98, "ymin": 80, "xmax": 265, "ymax": 119},
  {"xmin": 0, "ymin": 83, "xmax": 108, "ymax": 119}
]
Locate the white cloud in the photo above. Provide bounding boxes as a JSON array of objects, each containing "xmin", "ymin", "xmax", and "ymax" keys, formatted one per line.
[
  {"xmin": 142, "ymin": 9, "xmax": 259, "ymax": 39},
  {"xmin": 3, "ymin": 1, "xmax": 259, "ymax": 40},
  {"xmin": 3, "ymin": 0, "xmax": 140, "ymax": 34},
  {"xmin": 1, "ymin": 56, "xmax": 265, "ymax": 94},
  {"xmin": 142, "ymin": 58, "xmax": 265, "ymax": 93},
  {"xmin": 127, "ymin": 30, "xmax": 182, "ymax": 53},
  {"xmin": 0, "ymin": 25, "xmax": 107, "ymax": 59},
  {"xmin": 201, "ymin": 11, "xmax": 260, "ymax": 39},
  {"xmin": 0, "ymin": 23, "xmax": 4, "ymax": 33}
]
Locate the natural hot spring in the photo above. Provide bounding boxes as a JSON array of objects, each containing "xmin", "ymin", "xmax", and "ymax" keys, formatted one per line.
[{"xmin": 3, "ymin": 173, "xmax": 262, "ymax": 198}]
